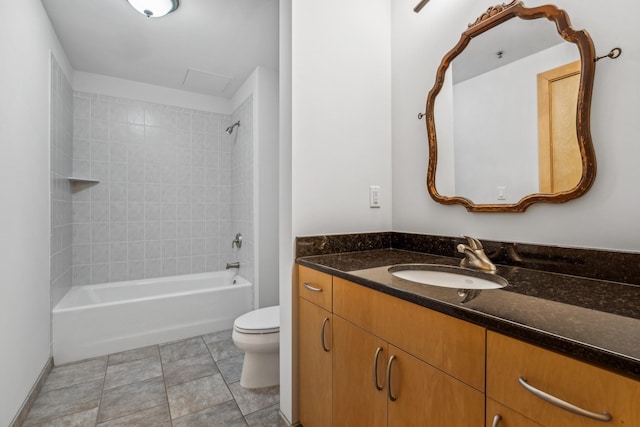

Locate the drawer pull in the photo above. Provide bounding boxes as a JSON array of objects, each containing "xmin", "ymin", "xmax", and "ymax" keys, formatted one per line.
[
  {"xmin": 518, "ymin": 377, "xmax": 612, "ymax": 422},
  {"xmin": 303, "ymin": 282, "xmax": 323, "ymax": 292},
  {"xmin": 372, "ymin": 347, "xmax": 384, "ymax": 391},
  {"xmin": 491, "ymin": 414, "xmax": 502, "ymax": 427},
  {"xmin": 320, "ymin": 317, "xmax": 330, "ymax": 352},
  {"xmin": 386, "ymin": 355, "xmax": 397, "ymax": 401}
]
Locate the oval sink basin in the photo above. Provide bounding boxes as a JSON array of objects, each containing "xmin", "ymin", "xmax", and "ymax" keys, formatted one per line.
[{"xmin": 388, "ymin": 264, "xmax": 507, "ymax": 290}]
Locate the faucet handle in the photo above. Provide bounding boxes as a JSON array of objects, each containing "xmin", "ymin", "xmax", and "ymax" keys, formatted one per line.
[
  {"xmin": 232, "ymin": 233, "xmax": 243, "ymax": 249},
  {"xmin": 462, "ymin": 235, "xmax": 484, "ymax": 250}
]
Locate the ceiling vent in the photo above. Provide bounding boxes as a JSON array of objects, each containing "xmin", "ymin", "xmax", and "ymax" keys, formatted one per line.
[{"xmin": 182, "ymin": 69, "xmax": 232, "ymax": 96}]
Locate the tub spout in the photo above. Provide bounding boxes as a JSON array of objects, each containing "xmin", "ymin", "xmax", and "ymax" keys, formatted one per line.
[{"xmin": 226, "ymin": 262, "xmax": 240, "ymax": 269}]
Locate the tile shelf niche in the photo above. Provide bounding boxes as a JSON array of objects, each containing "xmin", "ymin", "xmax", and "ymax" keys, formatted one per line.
[{"xmin": 67, "ymin": 177, "xmax": 100, "ymax": 184}]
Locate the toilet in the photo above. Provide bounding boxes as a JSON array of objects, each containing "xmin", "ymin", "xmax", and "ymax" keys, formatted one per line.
[{"xmin": 232, "ymin": 305, "xmax": 280, "ymax": 388}]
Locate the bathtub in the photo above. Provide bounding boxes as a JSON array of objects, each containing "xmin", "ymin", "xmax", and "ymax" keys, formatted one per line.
[{"xmin": 52, "ymin": 271, "xmax": 253, "ymax": 364}]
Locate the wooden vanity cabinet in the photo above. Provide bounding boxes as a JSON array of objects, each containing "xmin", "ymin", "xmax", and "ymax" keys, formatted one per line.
[
  {"xmin": 298, "ymin": 266, "xmax": 333, "ymax": 427},
  {"xmin": 332, "ymin": 277, "xmax": 485, "ymax": 427},
  {"xmin": 298, "ymin": 265, "xmax": 640, "ymax": 427},
  {"xmin": 486, "ymin": 331, "xmax": 640, "ymax": 427}
]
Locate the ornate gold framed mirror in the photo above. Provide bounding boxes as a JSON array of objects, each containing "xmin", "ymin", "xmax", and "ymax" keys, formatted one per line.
[{"xmin": 424, "ymin": 1, "xmax": 596, "ymax": 212}]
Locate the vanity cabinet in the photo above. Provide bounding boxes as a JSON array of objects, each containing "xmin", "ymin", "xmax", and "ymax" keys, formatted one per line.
[
  {"xmin": 332, "ymin": 277, "xmax": 485, "ymax": 427},
  {"xmin": 298, "ymin": 264, "xmax": 640, "ymax": 427},
  {"xmin": 486, "ymin": 331, "xmax": 640, "ymax": 427},
  {"xmin": 298, "ymin": 266, "xmax": 333, "ymax": 427}
]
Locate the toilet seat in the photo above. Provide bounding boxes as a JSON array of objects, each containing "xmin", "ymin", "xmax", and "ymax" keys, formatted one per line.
[{"xmin": 234, "ymin": 305, "xmax": 279, "ymax": 334}]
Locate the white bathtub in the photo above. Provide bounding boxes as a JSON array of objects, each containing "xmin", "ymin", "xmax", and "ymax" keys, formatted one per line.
[{"xmin": 52, "ymin": 271, "xmax": 253, "ymax": 364}]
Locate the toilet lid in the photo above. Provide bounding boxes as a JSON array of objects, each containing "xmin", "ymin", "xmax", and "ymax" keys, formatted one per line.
[{"xmin": 234, "ymin": 305, "xmax": 280, "ymax": 334}]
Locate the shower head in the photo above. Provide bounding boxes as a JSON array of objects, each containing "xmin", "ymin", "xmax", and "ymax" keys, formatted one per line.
[{"xmin": 225, "ymin": 121, "xmax": 240, "ymax": 135}]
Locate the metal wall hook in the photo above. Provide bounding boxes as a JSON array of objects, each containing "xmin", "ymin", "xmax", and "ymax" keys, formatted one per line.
[
  {"xmin": 413, "ymin": 0, "xmax": 430, "ymax": 13},
  {"xmin": 595, "ymin": 47, "xmax": 622, "ymax": 62},
  {"xmin": 418, "ymin": 112, "xmax": 426, "ymax": 120}
]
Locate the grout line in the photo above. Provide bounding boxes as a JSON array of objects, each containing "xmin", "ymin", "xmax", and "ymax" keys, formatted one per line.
[{"xmin": 94, "ymin": 355, "xmax": 108, "ymax": 425}]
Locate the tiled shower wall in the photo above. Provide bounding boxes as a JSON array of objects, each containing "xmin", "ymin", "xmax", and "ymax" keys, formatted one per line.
[
  {"xmin": 229, "ymin": 96, "xmax": 254, "ymax": 285},
  {"xmin": 71, "ymin": 92, "xmax": 237, "ymax": 285},
  {"xmin": 50, "ymin": 54, "xmax": 73, "ymax": 306}
]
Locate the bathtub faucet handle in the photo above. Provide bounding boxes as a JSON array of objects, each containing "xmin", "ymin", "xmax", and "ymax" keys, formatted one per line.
[
  {"xmin": 226, "ymin": 262, "xmax": 240, "ymax": 269},
  {"xmin": 232, "ymin": 233, "xmax": 243, "ymax": 249}
]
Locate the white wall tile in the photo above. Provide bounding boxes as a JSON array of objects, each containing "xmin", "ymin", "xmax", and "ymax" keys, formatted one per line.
[
  {"xmin": 161, "ymin": 222, "xmax": 177, "ymax": 240},
  {"xmin": 72, "ymin": 265, "xmax": 91, "ymax": 286},
  {"xmin": 90, "ymin": 222, "xmax": 110, "ymax": 243},
  {"xmin": 145, "ymin": 259, "xmax": 163, "ymax": 278},
  {"xmin": 110, "ymin": 262, "xmax": 128, "ymax": 281},
  {"xmin": 162, "ymin": 240, "xmax": 177, "ymax": 259},
  {"xmin": 128, "ymin": 242, "xmax": 145, "ymax": 261},
  {"xmin": 128, "ymin": 261, "xmax": 145, "ymax": 279},
  {"xmin": 91, "ymin": 263, "xmax": 110, "ymax": 284},
  {"xmin": 91, "ymin": 243, "xmax": 110, "ymax": 264},
  {"xmin": 110, "ymin": 242, "xmax": 128, "ymax": 262},
  {"xmin": 71, "ymin": 92, "xmax": 239, "ymax": 283},
  {"xmin": 145, "ymin": 240, "xmax": 162, "ymax": 260},
  {"xmin": 127, "ymin": 222, "xmax": 145, "ymax": 241},
  {"xmin": 110, "ymin": 222, "xmax": 128, "ymax": 242}
]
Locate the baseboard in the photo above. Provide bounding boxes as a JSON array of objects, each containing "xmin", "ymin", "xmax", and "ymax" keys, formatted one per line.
[
  {"xmin": 278, "ymin": 410, "xmax": 301, "ymax": 427},
  {"xmin": 9, "ymin": 357, "xmax": 53, "ymax": 427}
]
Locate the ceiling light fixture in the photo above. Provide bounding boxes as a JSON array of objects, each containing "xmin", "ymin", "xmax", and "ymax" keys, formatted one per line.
[{"xmin": 126, "ymin": 0, "xmax": 179, "ymax": 18}]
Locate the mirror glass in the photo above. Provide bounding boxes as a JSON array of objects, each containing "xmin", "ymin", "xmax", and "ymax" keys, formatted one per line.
[{"xmin": 426, "ymin": 2, "xmax": 596, "ymax": 212}]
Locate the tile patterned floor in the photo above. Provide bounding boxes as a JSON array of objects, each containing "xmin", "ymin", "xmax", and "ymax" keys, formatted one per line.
[{"xmin": 23, "ymin": 330, "xmax": 281, "ymax": 426}]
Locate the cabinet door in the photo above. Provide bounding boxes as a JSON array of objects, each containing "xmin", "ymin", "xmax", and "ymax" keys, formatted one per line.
[
  {"xmin": 387, "ymin": 345, "xmax": 484, "ymax": 427},
  {"xmin": 487, "ymin": 331, "xmax": 640, "ymax": 427},
  {"xmin": 299, "ymin": 298, "xmax": 332, "ymax": 427},
  {"xmin": 333, "ymin": 277, "xmax": 485, "ymax": 391},
  {"xmin": 333, "ymin": 315, "xmax": 387, "ymax": 427}
]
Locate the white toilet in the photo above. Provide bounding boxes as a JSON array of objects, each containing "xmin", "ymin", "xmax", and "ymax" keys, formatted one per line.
[{"xmin": 232, "ymin": 305, "xmax": 280, "ymax": 388}]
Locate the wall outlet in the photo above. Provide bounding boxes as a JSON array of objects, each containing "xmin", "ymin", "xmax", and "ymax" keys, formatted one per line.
[
  {"xmin": 496, "ymin": 186, "xmax": 506, "ymax": 201},
  {"xmin": 370, "ymin": 185, "xmax": 381, "ymax": 208}
]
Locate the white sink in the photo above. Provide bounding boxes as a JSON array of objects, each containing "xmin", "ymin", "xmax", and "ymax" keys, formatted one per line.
[{"xmin": 388, "ymin": 264, "xmax": 507, "ymax": 290}]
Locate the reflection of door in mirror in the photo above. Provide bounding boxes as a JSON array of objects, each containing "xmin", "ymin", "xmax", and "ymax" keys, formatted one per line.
[{"xmin": 537, "ymin": 60, "xmax": 582, "ymax": 193}]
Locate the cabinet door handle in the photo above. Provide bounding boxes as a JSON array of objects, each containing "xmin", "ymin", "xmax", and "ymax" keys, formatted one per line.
[
  {"xmin": 303, "ymin": 282, "xmax": 323, "ymax": 292},
  {"xmin": 386, "ymin": 355, "xmax": 397, "ymax": 401},
  {"xmin": 518, "ymin": 377, "xmax": 612, "ymax": 422},
  {"xmin": 320, "ymin": 317, "xmax": 330, "ymax": 352},
  {"xmin": 491, "ymin": 414, "xmax": 502, "ymax": 427},
  {"xmin": 372, "ymin": 347, "xmax": 384, "ymax": 391}
]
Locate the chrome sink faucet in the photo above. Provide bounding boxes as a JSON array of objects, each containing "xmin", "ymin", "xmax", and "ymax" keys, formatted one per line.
[{"xmin": 457, "ymin": 236, "xmax": 496, "ymax": 273}]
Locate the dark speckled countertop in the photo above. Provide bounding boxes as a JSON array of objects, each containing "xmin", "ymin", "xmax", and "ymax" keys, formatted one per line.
[{"xmin": 297, "ymin": 246, "xmax": 640, "ymax": 381}]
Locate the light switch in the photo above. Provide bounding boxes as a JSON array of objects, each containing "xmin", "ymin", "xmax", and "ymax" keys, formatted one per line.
[{"xmin": 370, "ymin": 185, "xmax": 381, "ymax": 208}]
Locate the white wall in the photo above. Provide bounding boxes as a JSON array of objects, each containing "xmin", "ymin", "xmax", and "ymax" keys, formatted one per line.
[
  {"xmin": 278, "ymin": 0, "xmax": 294, "ymax": 423},
  {"xmin": 281, "ymin": 0, "xmax": 393, "ymax": 422},
  {"xmin": 0, "ymin": 1, "xmax": 71, "ymax": 425},
  {"xmin": 291, "ymin": 0, "xmax": 393, "ymax": 236},
  {"xmin": 392, "ymin": 0, "xmax": 640, "ymax": 252}
]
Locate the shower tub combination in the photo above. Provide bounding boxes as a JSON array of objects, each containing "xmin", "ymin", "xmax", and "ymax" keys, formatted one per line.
[{"xmin": 52, "ymin": 270, "xmax": 253, "ymax": 364}]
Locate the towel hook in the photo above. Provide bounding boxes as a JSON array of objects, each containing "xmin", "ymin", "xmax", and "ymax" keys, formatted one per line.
[{"xmin": 595, "ymin": 47, "xmax": 622, "ymax": 62}]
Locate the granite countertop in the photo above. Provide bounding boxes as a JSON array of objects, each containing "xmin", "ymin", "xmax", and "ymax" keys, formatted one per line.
[{"xmin": 297, "ymin": 248, "xmax": 640, "ymax": 381}]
